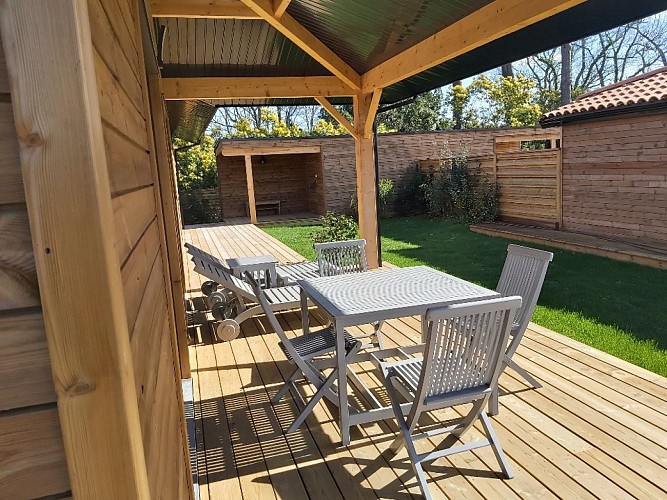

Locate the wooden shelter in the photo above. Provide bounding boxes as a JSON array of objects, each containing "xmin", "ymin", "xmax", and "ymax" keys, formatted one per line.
[
  {"xmin": 1, "ymin": 0, "xmax": 666, "ymax": 498},
  {"xmin": 541, "ymin": 67, "xmax": 667, "ymax": 247}
]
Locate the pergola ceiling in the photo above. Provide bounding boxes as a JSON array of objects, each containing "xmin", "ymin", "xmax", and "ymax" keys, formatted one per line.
[{"xmin": 156, "ymin": 0, "xmax": 667, "ymax": 107}]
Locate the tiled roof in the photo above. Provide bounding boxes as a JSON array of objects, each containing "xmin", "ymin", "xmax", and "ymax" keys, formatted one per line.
[{"xmin": 542, "ymin": 66, "xmax": 667, "ymax": 122}]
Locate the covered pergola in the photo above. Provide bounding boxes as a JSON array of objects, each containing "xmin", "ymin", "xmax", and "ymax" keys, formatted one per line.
[
  {"xmin": 156, "ymin": 0, "xmax": 664, "ymax": 267},
  {"xmin": 1, "ymin": 1, "xmax": 667, "ymax": 498}
]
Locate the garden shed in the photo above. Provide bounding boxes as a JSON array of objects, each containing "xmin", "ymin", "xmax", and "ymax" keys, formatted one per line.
[
  {"xmin": 216, "ymin": 144, "xmax": 326, "ymax": 221},
  {"xmin": 541, "ymin": 67, "xmax": 667, "ymax": 248}
]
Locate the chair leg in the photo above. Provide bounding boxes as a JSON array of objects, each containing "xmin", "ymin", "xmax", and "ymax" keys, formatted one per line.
[
  {"xmin": 452, "ymin": 398, "xmax": 485, "ymax": 438},
  {"xmin": 507, "ymin": 358, "xmax": 542, "ymax": 389},
  {"xmin": 272, "ymin": 367, "xmax": 300, "ymax": 403},
  {"xmin": 488, "ymin": 386, "xmax": 500, "ymax": 416},
  {"xmin": 287, "ymin": 341, "xmax": 362, "ymax": 434},
  {"xmin": 479, "ymin": 411, "xmax": 513, "ymax": 479}
]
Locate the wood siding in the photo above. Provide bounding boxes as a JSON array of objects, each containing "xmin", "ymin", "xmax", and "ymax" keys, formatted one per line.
[
  {"xmin": 562, "ymin": 112, "xmax": 667, "ymax": 244},
  {"xmin": 218, "ymin": 153, "xmax": 325, "ymax": 217},
  {"xmin": 217, "ymin": 128, "xmax": 546, "ymax": 216},
  {"xmin": 0, "ymin": 1, "xmax": 189, "ymax": 497},
  {"xmin": 0, "ymin": 30, "xmax": 69, "ymax": 498},
  {"xmin": 89, "ymin": 0, "xmax": 189, "ymax": 497}
]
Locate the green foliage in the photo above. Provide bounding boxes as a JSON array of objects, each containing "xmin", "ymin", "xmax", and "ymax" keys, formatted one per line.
[
  {"xmin": 312, "ymin": 212, "xmax": 359, "ymax": 243},
  {"xmin": 380, "ymin": 90, "xmax": 446, "ymax": 132},
  {"xmin": 174, "ymin": 136, "xmax": 217, "ymax": 191},
  {"xmin": 228, "ymin": 108, "xmax": 303, "ymax": 138},
  {"xmin": 311, "ymin": 119, "xmax": 347, "ymax": 136},
  {"xmin": 350, "ymin": 178, "xmax": 394, "ymax": 220},
  {"xmin": 423, "ymin": 143, "xmax": 499, "ymax": 223},
  {"xmin": 174, "ymin": 135, "xmax": 220, "ymax": 225},
  {"xmin": 470, "ymin": 74, "xmax": 543, "ymax": 127},
  {"xmin": 179, "ymin": 191, "xmax": 219, "ymax": 226},
  {"xmin": 395, "ymin": 166, "xmax": 429, "ymax": 216}
]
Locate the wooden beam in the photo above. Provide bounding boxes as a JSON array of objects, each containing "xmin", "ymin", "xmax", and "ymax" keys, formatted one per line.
[
  {"xmin": 239, "ymin": 0, "xmax": 361, "ymax": 90},
  {"xmin": 218, "ymin": 145, "xmax": 321, "ymax": 156},
  {"xmin": 150, "ymin": 0, "xmax": 260, "ymax": 19},
  {"xmin": 353, "ymin": 94, "xmax": 379, "ymax": 268},
  {"xmin": 361, "ymin": 0, "xmax": 586, "ymax": 92},
  {"xmin": 315, "ymin": 97, "xmax": 356, "ymax": 137},
  {"xmin": 162, "ymin": 76, "xmax": 355, "ymax": 100},
  {"xmin": 273, "ymin": 0, "xmax": 291, "ymax": 19},
  {"xmin": 0, "ymin": 0, "xmax": 150, "ymax": 497},
  {"xmin": 362, "ymin": 89, "xmax": 382, "ymax": 139},
  {"xmin": 244, "ymin": 155, "xmax": 257, "ymax": 223}
]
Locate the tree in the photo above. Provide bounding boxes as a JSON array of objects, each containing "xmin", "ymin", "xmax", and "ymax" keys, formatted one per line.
[
  {"xmin": 517, "ymin": 14, "xmax": 667, "ymax": 112},
  {"xmin": 379, "ymin": 90, "xmax": 445, "ymax": 132},
  {"xmin": 471, "ymin": 74, "xmax": 543, "ymax": 127},
  {"xmin": 227, "ymin": 108, "xmax": 303, "ymax": 138},
  {"xmin": 173, "ymin": 135, "xmax": 217, "ymax": 191},
  {"xmin": 560, "ymin": 43, "xmax": 572, "ymax": 105}
]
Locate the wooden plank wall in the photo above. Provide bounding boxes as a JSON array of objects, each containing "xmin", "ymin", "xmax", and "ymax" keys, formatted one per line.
[
  {"xmin": 88, "ymin": 0, "xmax": 189, "ymax": 497},
  {"xmin": 496, "ymin": 149, "xmax": 560, "ymax": 227},
  {"xmin": 0, "ymin": 31, "xmax": 70, "ymax": 498},
  {"xmin": 217, "ymin": 128, "xmax": 545, "ymax": 216},
  {"xmin": 562, "ymin": 112, "xmax": 667, "ymax": 244},
  {"xmin": 218, "ymin": 153, "xmax": 324, "ymax": 217}
]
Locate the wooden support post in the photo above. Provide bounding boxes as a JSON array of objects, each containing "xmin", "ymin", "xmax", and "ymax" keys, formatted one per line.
[
  {"xmin": 245, "ymin": 154, "xmax": 257, "ymax": 224},
  {"xmin": 0, "ymin": 0, "xmax": 150, "ymax": 497},
  {"xmin": 353, "ymin": 91, "xmax": 382, "ymax": 269}
]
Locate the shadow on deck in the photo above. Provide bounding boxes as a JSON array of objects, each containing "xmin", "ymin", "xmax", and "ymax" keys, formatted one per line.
[{"xmin": 183, "ymin": 223, "xmax": 667, "ymax": 500}]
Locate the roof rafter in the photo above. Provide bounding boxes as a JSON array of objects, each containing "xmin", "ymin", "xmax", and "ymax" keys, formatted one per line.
[
  {"xmin": 361, "ymin": 0, "xmax": 586, "ymax": 93},
  {"xmin": 150, "ymin": 0, "xmax": 260, "ymax": 19},
  {"xmin": 162, "ymin": 76, "xmax": 355, "ymax": 100},
  {"xmin": 238, "ymin": 0, "xmax": 361, "ymax": 90},
  {"xmin": 273, "ymin": 0, "xmax": 291, "ymax": 19},
  {"xmin": 315, "ymin": 97, "xmax": 356, "ymax": 137}
]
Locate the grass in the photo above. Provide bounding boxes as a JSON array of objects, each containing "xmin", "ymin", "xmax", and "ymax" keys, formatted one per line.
[{"xmin": 264, "ymin": 216, "xmax": 667, "ymax": 377}]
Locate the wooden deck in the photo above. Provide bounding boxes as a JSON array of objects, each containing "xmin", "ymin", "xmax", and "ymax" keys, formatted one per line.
[{"xmin": 183, "ymin": 223, "xmax": 667, "ymax": 500}]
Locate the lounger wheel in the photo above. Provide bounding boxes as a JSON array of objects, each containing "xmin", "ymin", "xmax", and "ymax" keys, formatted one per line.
[
  {"xmin": 201, "ymin": 281, "xmax": 218, "ymax": 296},
  {"xmin": 216, "ymin": 319, "xmax": 240, "ymax": 341},
  {"xmin": 207, "ymin": 290, "xmax": 232, "ymax": 309}
]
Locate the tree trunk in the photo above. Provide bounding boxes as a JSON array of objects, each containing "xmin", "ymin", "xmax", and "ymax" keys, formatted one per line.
[
  {"xmin": 501, "ymin": 63, "xmax": 514, "ymax": 78},
  {"xmin": 560, "ymin": 43, "xmax": 572, "ymax": 105},
  {"xmin": 452, "ymin": 80, "xmax": 462, "ymax": 130}
]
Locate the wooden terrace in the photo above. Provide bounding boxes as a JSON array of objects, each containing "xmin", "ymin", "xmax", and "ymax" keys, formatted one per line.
[{"xmin": 183, "ymin": 223, "xmax": 667, "ymax": 500}]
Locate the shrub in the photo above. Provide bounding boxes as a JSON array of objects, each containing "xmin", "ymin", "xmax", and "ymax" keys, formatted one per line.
[
  {"xmin": 423, "ymin": 142, "xmax": 499, "ymax": 223},
  {"xmin": 312, "ymin": 212, "xmax": 359, "ymax": 243},
  {"xmin": 179, "ymin": 191, "xmax": 218, "ymax": 226},
  {"xmin": 350, "ymin": 178, "xmax": 394, "ymax": 220},
  {"xmin": 395, "ymin": 166, "xmax": 428, "ymax": 215}
]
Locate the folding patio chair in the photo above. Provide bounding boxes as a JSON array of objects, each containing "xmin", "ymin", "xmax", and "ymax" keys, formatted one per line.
[
  {"xmin": 314, "ymin": 238, "xmax": 368, "ymax": 276},
  {"xmin": 246, "ymin": 274, "xmax": 362, "ymax": 433},
  {"xmin": 313, "ymin": 238, "xmax": 386, "ymax": 348},
  {"xmin": 491, "ymin": 244, "xmax": 553, "ymax": 414},
  {"xmin": 188, "ymin": 249, "xmax": 305, "ymax": 341},
  {"xmin": 374, "ymin": 296, "xmax": 522, "ymax": 500}
]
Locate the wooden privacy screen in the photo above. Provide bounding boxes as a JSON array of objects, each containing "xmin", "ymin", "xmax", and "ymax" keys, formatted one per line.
[{"xmin": 420, "ymin": 131, "xmax": 563, "ymax": 228}]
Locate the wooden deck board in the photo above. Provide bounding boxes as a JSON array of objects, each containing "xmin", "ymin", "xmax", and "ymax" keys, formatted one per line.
[{"xmin": 183, "ymin": 222, "xmax": 667, "ymax": 499}]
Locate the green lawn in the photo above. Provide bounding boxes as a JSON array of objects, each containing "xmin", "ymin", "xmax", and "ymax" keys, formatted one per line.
[{"xmin": 264, "ymin": 216, "xmax": 667, "ymax": 377}]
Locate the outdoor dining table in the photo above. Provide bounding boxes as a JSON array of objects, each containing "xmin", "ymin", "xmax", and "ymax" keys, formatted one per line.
[{"xmin": 298, "ymin": 265, "xmax": 500, "ymax": 445}]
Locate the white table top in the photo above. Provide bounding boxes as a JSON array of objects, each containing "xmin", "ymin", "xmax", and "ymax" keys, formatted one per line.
[{"xmin": 299, "ymin": 266, "xmax": 498, "ymax": 325}]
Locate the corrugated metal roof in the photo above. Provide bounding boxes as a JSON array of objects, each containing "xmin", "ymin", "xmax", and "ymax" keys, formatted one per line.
[
  {"xmin": 157, "ymin": 0, "xmax": 667, "ymax": 107},
  {"xmin": 166, "ymin": 100, "xmax": 217, "ymax": 142}
]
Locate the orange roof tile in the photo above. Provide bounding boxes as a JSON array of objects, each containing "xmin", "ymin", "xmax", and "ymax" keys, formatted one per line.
[{"xmin": 541, "ymin": 66, "xmax": 667, "ymax": 122}]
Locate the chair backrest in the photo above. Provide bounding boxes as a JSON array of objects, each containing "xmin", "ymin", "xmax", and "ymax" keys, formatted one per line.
[
  {"xmin": 416, "ymin": 296, "xmax": 522, "ymax": 406},
  {"xmin": 245, "ymin": 274, "xmax": 314, "ymax": 377},
  {"xmin": 314, "ymin": 239, "xmax": 367, "ymax": 277},
  {"xmin": 184, "ymin": 242, "xmax": 228, "ymax": 268},
  {"xmin": 496, "ymin": 244, "xmax": 553, "ymax": 337},
  {"xmin": 191, "ymin": 254, "xmax": 255, "ymax": 300}
]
